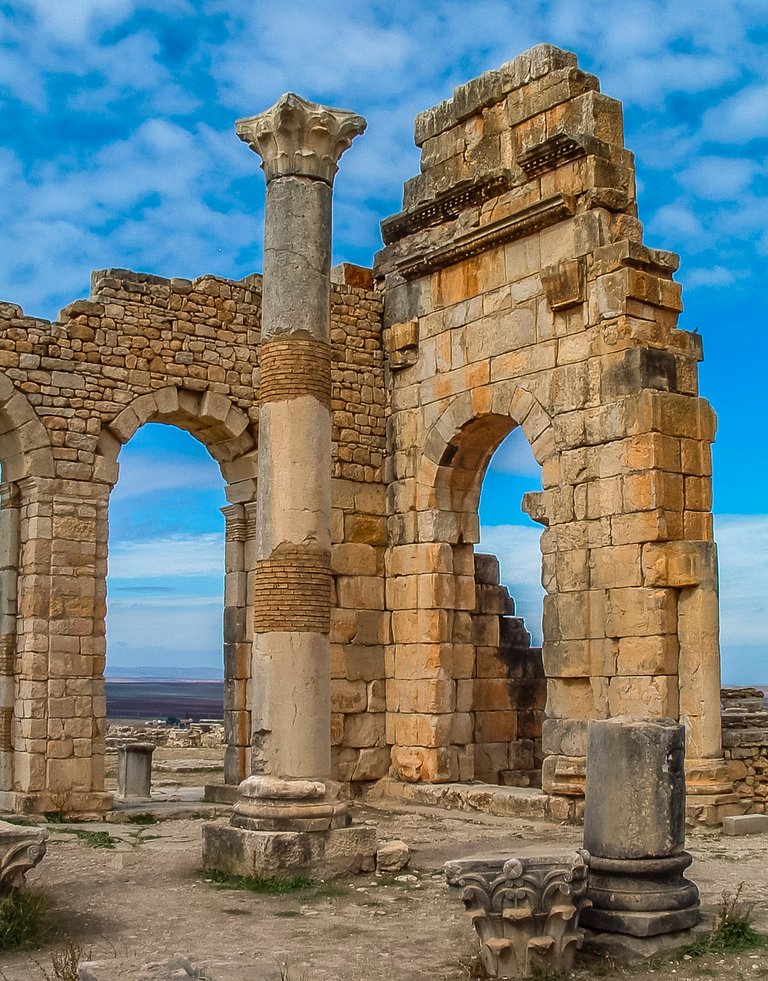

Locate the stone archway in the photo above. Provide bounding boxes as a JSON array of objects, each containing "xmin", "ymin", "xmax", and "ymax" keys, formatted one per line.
[
  {"xmin": 387, "ymin": 388, "xmax": 552, "ymax": 785},
  {"xmin": 97, "ymin": 386, "xmax": 259, "ymax": 789},
  {"xmin": 376, "ymin": 43, "xmax": 730, "ymax": 819}
]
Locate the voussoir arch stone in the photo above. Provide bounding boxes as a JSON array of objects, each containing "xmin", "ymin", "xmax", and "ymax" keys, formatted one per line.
[
  {"xmin": 97, "ymin": 386, "xmax": 258, "ymax": 487},
  {"xmin": 0, "ymin": 375, "xmax": 55, "ymax": 481},
  {"xmin": 421, "ymin": 382, "xmax": 554, "ymax": 474}
]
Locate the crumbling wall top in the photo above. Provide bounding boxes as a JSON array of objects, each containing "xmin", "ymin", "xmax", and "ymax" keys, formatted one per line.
[{"xmin": 414, "ymin": 45, "xmax": 590, "ymax": 146}]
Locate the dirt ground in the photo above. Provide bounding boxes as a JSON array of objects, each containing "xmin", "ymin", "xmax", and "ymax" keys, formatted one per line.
[{"xmin": 1, "ymin": 756, "xmax": 767, "ymax": 981}]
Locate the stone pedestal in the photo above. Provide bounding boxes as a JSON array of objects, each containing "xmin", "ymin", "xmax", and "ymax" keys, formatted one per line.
[
  {"xmin": 116, "ymin": 742, "xmax": 155, "ymax": 800},
  {"xmin": 202, "ymin": 92, "xmax": 375, "ymax": 878},
  {"xmin": 445, "ymin": 850, "xmax": 591, "ymax": 979},
  {"xmin": 581, "ymin": 717, "xmax": 700, "ymax": 937}
]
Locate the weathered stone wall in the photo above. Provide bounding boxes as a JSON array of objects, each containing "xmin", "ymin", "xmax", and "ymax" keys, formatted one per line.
[
  {"xmin": 0, "ymin": 43, "xmax": 731, "ymax": 819},
  {"xmin": 374, "ymin": 43, "xmax": 728, "ymax": 816},
  {"xmin": 721, "ymin": 688, "xmax": 768, "ymax": 816},
  {"xmin": 0, "ymin": 261, "xmax": 388, "ymax": 812},
  {"xmin": 471, "ymin": 553, "xmax": 545, "ymax": 787}
]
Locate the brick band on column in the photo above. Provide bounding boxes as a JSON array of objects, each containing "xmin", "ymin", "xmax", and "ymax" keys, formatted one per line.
[
  {"xmin": 0, "ymin": 709, "xmax": 10, "ymax": 752},
  {"xmin": 259, "ymin": 338, "xmax": 332, "ymax": 407},
  {"xmin": 0, "ymin": 635, "xmax": 13, "ymax": 676},
  {"xmin": 253, "ymin": 547, "xmax": 332, "ymax": 633}
]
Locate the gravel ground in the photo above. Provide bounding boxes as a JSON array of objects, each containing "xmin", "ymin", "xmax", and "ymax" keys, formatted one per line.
[{"xmin": 0, "ymin": 791, "xmax": 766, "ymax": 980}]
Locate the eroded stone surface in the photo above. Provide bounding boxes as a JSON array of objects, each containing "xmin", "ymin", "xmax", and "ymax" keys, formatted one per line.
[
  {"xmin": 446, "ymin": 849, "xmax": 591, "ymax": 978},
  {"xmin": 0, "ymin": 820, "xmax": 47, "ymax": 892},
  {"xmin": 0, "ymin": 43, "xmax": 731, "ymax": 829}
]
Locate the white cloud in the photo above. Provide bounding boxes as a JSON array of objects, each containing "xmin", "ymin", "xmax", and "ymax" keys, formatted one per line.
[
  {"xmin": 715, "ymin": 515, "xmax": 768, "ymax": 684},
  {"xmin": 646, "ymin": 203, "xmax": 704, "ymax": 246},
  {"xmin": 108, "ymin": 534, "xmax": 223, "ymax": 579},
  {"xmin": 703, "ymin": 84, "xmax": 768, "ymax": 144},
  {"xmin": 111, "ymin": 453, "xmax": 223, "ymax": 500},
  {"xmin": 681, "ymin": 156, "xmax": 759, "ymax": 201},
  {"xmin": 107, "ymin": 594, "xmax": 223, "ymax": 677},
  {"xmin": 684, "ymin": 265, "xmax": 741, "ymax": 290}
]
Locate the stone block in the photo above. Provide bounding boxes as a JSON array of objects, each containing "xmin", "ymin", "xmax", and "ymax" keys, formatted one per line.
[
  {"xmin": 391, "ymin": 745, "xmax": 459, "ymax": 782},
  {"xmin": 721, "ymin": 814, "xmax": 768, "ymax": 836},
  {"xmin": 345, "ymin": 645, "xmax": 385, "ymax": 682},
  {"xmin": 201, "ymin": 821, "xmax": 377, "ymax": 879},
  {"xmin": 476, "ymin": 710, "xmax": 517, "ymax": 743},
  {"xmin": 330, "ymin": 679, "xmax": 367, "ymax": 714}
]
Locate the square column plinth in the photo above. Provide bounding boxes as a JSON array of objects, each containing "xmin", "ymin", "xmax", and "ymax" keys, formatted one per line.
[{"xmin": 202, "ymin": 823, "xmax": 377, "ymax": 879}]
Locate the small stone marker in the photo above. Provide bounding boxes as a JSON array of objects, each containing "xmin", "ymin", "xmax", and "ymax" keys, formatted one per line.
[
  {"xmin": 722, "ymin": 814, "xmax": 768, "ymax": 836},
  {"xmin": 117, "ymin": 742, "xmax": 155, "ymax": 799}
]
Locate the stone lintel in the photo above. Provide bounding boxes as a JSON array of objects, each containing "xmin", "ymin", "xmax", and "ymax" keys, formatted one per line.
[
  {"xmin": 236, "ymin": 93, "xmax": 366, "ymax": 185},
  {"xmin": 380, "ymin": 171, "xmax": 514, "ymax": 245},
  {"xmin": 392, "ymin": 193, "xmax": 576, "ymax": 280}
]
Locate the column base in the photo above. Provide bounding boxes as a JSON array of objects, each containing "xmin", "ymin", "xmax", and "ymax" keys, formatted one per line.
[
  {"xmin": 202, "ymin": 774, "xmax": 377, "ymax": 879},
  {"xmin": 581, "ymin": 853, "xmax": 700, "ymax": 938},
  {"xmin": 202, "ymin": 822, "xmax": 377, "ymax": 880},
  {"xmin": 231, "ymin": 774, "xmax": 350, "ymax": 832}
]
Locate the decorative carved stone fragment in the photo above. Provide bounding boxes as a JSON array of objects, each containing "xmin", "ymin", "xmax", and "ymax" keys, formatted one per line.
[
  {"xmin": 394, "ymin": 194, "xmax": 575, "ymax": 279},
  {"xmin": 381, "ymin": 172, "xmax": 514, "ymax": 244},
  {"xmin": 0, "ymin": 821, "xmax": 47, "ymax": 892},
  {"xmin": 445, "ymin": 850, "xmax": 591, "ymax": 978},
  {"xmin": 236, "ymin": 93, "xmax": 366, "ymax": 185}
]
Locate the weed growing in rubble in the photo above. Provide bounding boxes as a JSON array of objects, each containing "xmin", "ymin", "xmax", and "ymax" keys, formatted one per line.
[
  {"xmin": 0, "ymin": 889, "xmax": 50, "ymax": 951},
  {"xmin": 124, "ymin": 812, "xmax": 157, "ymax": 825},
  {"xmin": 46, "ymin": 939, "xmax": 92, "ymax": 981},
  {"xmin": 56, "ymin": 828, "xmax": 121, "ymax": 849},
  {"xmin": 200, "ymin": 868, "xmax": 316, "ymax": 894},
  {"xmin": 199, "ymin": 867, "xmax": 348, "ymax": 900},
  {"xmin": 685, "ymin": 883, "xmax": 765, "ymax": 956}
]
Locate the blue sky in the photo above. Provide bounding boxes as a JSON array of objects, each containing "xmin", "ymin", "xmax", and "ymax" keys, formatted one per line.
[{"xmin": 1, "ymin": 1, "xmax": 766, "ymax": 682}]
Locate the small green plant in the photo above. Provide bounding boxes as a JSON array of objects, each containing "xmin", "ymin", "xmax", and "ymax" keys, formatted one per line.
[
  {"xmin": 0, "ymin": 889, "xmax": 50, "ymax": 951},
  {"xmin": 125, "ymin": 813, "xmax": 157, "ymax": 825},
  {"xmin": 57, "ymin": 828, "xmax": 120, "ymax": 849},
  {"xmin": 199, "ymin": 867, "xmax": 315, "ymax": 894},
  {"xmin": 685, "ymin": 883, "xmax": 765, "ymax": 956}
]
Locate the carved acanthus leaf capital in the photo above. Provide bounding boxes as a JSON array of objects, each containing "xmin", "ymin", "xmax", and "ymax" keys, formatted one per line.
[{"xmin": 236, "ymin": 93, "xmax": 366, "ymax": 185}]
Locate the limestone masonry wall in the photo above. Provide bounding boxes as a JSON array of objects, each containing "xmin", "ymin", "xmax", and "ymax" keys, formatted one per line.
[
  {"xmin": 0, "ymin": 262, "xmax": 389, "ymax": 811},
  {"xmin": 0, "ymin": 43, "xmax": 735, "ymax": 821},
  {"xmin": 721, "ymin": 688, "xmax": 768, "ymax": 815}
]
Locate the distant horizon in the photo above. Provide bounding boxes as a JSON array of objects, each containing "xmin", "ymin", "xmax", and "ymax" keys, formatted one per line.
[{"xmin": 104, "ymin": 673, "xmax": 768, "ymax": 690}]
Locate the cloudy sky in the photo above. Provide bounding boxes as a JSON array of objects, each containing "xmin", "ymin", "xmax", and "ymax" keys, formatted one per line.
[{"xmin": 1, "ymin": 0, "xmax": 766, "ymax": 682}]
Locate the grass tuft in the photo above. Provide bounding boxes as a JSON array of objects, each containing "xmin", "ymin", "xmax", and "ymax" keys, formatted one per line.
[
  {"xmin": 199, "ymin": 868, "xmax": 316, "ymax": 894},
  {"xmin": 125, "ymin": 813, "xmax": 157, "ymax": 826},
  {"xmin": 57, "ymin": 828, "xmax": 121, "ymax": 849},
  {"xmin": 685, "ymin": 883, "xmax": 766, "ymax": 957},
  {"xmin": 0, "ymin": 889, "xmax": 50, "ymax": 951}
]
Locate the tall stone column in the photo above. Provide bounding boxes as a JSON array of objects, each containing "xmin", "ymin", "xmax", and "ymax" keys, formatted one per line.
[{"xmin": 203, "ymin": 93, "xmax": 376, "ymax": 878}]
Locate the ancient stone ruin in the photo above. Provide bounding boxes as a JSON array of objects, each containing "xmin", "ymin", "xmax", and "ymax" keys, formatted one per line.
[{"xmin": 0, "ymin": 44, "xmax": 749, "ymax": 836}]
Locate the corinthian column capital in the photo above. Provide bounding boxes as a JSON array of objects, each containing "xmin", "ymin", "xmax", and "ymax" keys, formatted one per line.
[{"xmin": 236, "ymin": 92, "xmax": 366, "ymax": 185}]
